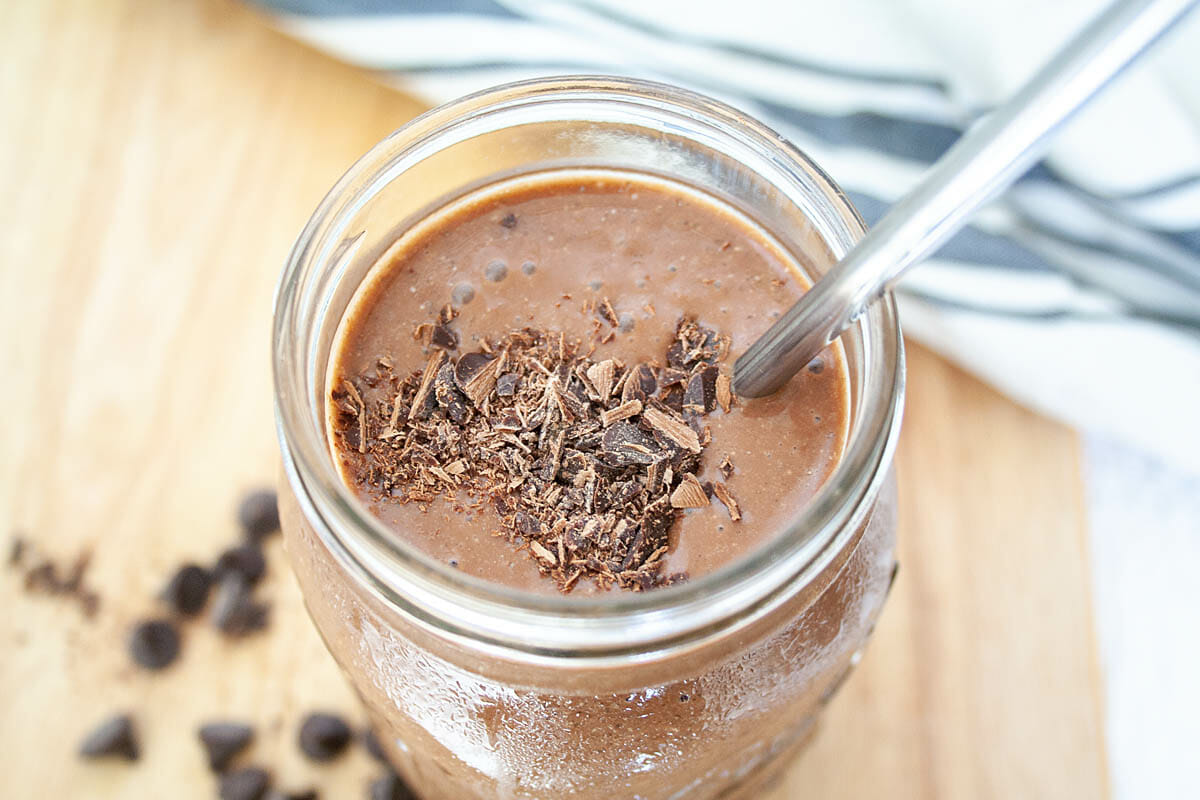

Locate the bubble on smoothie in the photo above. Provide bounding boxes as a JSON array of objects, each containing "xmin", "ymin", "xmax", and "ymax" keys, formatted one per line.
[
  {"xmin": 521, "ymin": 260, "xmax": 536, "ymax": 275},
  {"xmin": 618, "ymin": 312, "xmax": 635, "ymax": 333},
  {"xmin": 451, "ymin": 283, "xmax": 476, "ymax": 306},
  {"xmin": 485, "ymin": 260, "xmax": 508, "ymax": 282}
]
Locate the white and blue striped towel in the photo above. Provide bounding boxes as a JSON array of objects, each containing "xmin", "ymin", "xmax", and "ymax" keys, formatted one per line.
[{"xmin": 255, "ymin": 0, "xmax": 1200, "ymax": 473}]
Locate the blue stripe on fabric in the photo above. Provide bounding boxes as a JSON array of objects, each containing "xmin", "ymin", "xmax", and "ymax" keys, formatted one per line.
[
  {"xmin": 757, "ymin": 100, "xmax": 961, "ymax": 164},
  {"xmin": 251, "ymin": 0, "xmax": 518, "ymax": 16},
  {"xmin": 846, "ymin": 191, "xmax": 1055, "ymax": 273},
  {"xmin": 559, "ymin": 0, "xmax": 952, "ymax": 92},
  {"xmin": 904, "ymin": 289, "xmax": 1200, "ymax": 334},
  {"xmin": 1166, "ymin": 228, "xmax": 1200, "ymax": 253},
  {"xmin": 1008, "ymin": 212, "xmax": 1200, "ymax": 292}
]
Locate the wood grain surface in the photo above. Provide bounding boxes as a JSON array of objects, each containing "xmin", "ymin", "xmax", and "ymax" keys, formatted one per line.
[{"xmin": 0, "ymin": 1, "xmax": 1109, "ymax": 797}]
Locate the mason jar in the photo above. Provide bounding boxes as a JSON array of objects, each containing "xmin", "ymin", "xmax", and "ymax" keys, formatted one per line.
[{"xmin": 273, "ymin": 77, "xmax": 904, "ymax": 800}]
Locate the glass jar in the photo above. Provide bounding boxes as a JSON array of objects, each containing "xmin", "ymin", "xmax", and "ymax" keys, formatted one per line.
[{"xmin": 273, "ymin": 77, "xmax": 903, "ymax": 800}]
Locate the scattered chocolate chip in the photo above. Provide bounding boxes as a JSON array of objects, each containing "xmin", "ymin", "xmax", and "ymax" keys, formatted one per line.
[
  {"xmin": 238, "ymin": 489, "xmax": 280, "ymax": 541},
  {"xmin": 79, "ymin": 714, "xmax": 139, "ymax": 761},
  {"xmin": 220, "ymin": 766, "xmax": 271, "ymax": 800},
  {"xmin": 499, "ymin": 213, "xmax": 517, "ymax": 229},
  {"xmin": 369, "ymin": 772, "xmax": 417, "ymax": 800},
  {"xmin": 362, "ymin": 728, "xmax": 388, "ymax": 763},
  {"xmin": 215, "ymin": 544, "xmax": 266, "ymax": 586},
  {"xmin": 211, "ymin": 575, "xmax": 270, "ymax": 636},
  {"xmin": 129, "ymin": 618, "xmax": 181, "ymax": 670},
  {"xmin": 298, "ymin": 713, "xmax": 352, "ymax": 762},
  {"xmin": 808, "ymin": 358, "xmax": 825, "ymax": 374},
  {"xmin": 267, "ymin": 791, "xmax": 317, "ymax": 800},
  {"xmin": 679, "ymin": 692, "xmax": 690, "ymax": 702},
  {"xmin": 617, "ymin": 312, "xmax": 635, "ymax": 333},
  {"xmin": 163, "ymin": 563, "xmax": 212, "ymax": 616},
  {"xmin": 8, "ymin": 534, "xmax": 26, "ymax": 566},
  {"xmin": 484, "ymin": 260, "xmax": 508, "ymax": 282},
  {"xmin": 521, "ymin": 260, "xmax": 536, "ymax": 275},
  {"xmin": 199, "ymin": 722, "xmax": 254, "ymax": 772},
  {"xmin": 450, "ymin": 283, "xmax": 475, "ymax": 306}
]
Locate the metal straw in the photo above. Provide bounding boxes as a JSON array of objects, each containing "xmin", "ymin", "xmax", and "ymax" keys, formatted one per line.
[{"xmin": 733, "ymin": 0, "xmax": 1198, "ymax": 398}]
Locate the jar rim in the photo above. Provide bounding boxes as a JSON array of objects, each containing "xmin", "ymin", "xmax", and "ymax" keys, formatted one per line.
[{"xmin": 272, "ymin": 76, "xmax": 904, "ymax": 663}]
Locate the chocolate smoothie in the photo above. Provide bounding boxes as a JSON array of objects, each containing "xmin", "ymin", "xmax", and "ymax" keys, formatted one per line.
[
  {"xmin": 281, "ymin": 166, "xmax": 898, "ymax": 800},
  {"xmin": 327, "ymin": 169, "xmax": 848, "ymax": 594}
]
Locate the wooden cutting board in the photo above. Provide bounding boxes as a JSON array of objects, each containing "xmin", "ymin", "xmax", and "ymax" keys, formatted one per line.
[{"xmin": 0, "ymin": 1, "xmax": 1109, "ymax": 797}]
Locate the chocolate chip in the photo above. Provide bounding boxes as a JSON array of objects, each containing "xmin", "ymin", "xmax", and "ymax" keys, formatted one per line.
[
  {"xmin": 79, "ymin": 714, "xmax": 139, "ymax": 761},
  {"xmin": 215, "ymin": 544, "xmax": 266, "ymax": 585},
  {"xmin": 362, "ymin": 728, "xmax": 387, "ymax": 763},
  {"xmin": 485, "ymin": 260, "xmax": 508, "ymax": 282},
  {"xmin": 298, "ymin": 713, "xmax": 352, "ymax": 762},
  {"xmin": 163, "ymin": 563, "xmax": 212, "ymax": 616},
  {"xmin": 199, "ymin": 722, "xmax": 254, "ymax": 772},
  {"xmin": 521, "ymin": 260, "xmax": 536, "ymax": 275},
  {"xmin": 499, "ymin": 213, "xmax": 517, "ymax": 229},
  {"xmin": 211, "ymin": 575, "xmax": 270, "ymax": 636},
  {"xmin": 369, "ymin": 772, "xmax": 417, "ymax": 800},
  {"xmin": 450, "ymin": 283, "xmax": 475, "ymax": 306},
  {"xmin": 238, "ymin": 489, "xmax": 280, "ymax": 541},
  {"xmin": 220, "ymin": 766, "xmax": 271, "ymax": 800},
  {"xmin": 9, "ymin": 534, "xmax": 26, "ymax": 566},
  {"xmin": 807, "ymin": 358, "xmax": 825, "ymax": 374},
  {"xmin": 617, "ymin": 312, "xmax": 635, "ymax": 333},
  {"xmin": 129, "ymin": 618, "xmax": 181, "ymax": 670}
]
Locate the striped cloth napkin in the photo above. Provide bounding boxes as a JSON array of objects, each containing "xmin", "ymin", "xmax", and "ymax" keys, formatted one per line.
[{"xmin": 255, "ymin": 0, "xmax": 1200, "ymax": 473}]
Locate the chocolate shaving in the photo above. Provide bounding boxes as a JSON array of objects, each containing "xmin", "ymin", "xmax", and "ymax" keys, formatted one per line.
[
  {"xmin": 643, "ymin": 407, "xmax": 701, "ymax": 454},
  {"xmin": 597, "ymin": 297, "xmax": 619, "ymax": 327},
  {"xmin": 408, "ymin": 350, "xmax": 445, "ymax": 421},
  {"xmin": 719, "ymin": 453, "xmax": 735, "ymax": 478},
  {"xmin": 454, "ymin": 352, "xmax": 500, "ymax": 407},
  {"xmin": 713, "ymin": 481, "xmax": 742, "ymax": 521},
  {"xmin": 600, "ymin": 399, "xmax": 642, "ymax": 427},
  {"xmin": 670, "ymin": 473, "xmax": 709, "ymax": 509},
  {"xmin": 332, "ymin": 314, "xmax": 735, "ymax": 592},
  {"xmin": 429, "ymin": 323, "xmax": 458, "ymax": 351},
  {"xmin": 716, "ymin": 373, "xmax": 733, "ymax": 413},
  {"xmin": 683, "ymin": 366, "xmax": 718, "ymax": 414}
]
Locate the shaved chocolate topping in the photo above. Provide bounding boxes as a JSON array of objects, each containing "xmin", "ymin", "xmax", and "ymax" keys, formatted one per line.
[{"xmin": 332, "ymin": 315, "xmax": 736, "ymax": 592}]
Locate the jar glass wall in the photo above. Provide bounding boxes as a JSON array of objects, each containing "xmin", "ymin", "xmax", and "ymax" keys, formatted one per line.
[{"xmin": 273, "ymin": 77, "xmax": 904, "ymax": 799}]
